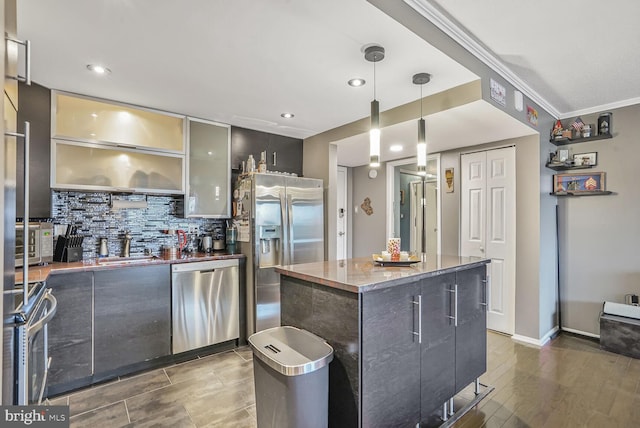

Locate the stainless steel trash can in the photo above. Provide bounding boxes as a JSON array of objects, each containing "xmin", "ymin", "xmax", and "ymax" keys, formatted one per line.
[{"xmin": 248, "ymin": 326, "xmax": 334, "ymax": 428}]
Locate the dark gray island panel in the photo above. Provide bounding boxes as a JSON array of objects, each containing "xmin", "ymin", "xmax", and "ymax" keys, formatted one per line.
[
  {"xmin": 281, "ymin": 276, "xmax": 359, "ymax": 428},
  {"xmin": 278, "ymin": 257, "xmax": 490, "ymax": 428}
]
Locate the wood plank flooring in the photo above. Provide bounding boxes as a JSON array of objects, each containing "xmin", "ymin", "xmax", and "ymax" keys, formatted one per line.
[{"xmin": 49, "ymin": 332, "xmax": 640, "ymax": 427}]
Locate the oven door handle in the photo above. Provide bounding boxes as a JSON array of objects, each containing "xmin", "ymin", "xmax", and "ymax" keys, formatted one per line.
[{"xmin": 28, "ymin": 291, "xmax": 57, "ymax": 336}]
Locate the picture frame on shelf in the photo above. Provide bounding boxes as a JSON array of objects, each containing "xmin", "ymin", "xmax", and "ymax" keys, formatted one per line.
[
  {"xmin": 573, "ymin": 152, "xmax": 597, "ymax": 167},
  {"xmin": 553, "ymin": 172, "xmax": 605, "ymax": 194}
]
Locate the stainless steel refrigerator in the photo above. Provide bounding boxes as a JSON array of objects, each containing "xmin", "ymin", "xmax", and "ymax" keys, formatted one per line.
[{"xmin": 234, "ymin": 173, "xmax": 323, "ymax": 335}]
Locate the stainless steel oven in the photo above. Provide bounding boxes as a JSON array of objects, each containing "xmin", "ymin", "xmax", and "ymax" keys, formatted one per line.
[{"xmin": 8, "ymin": 281, "xmax": 57, "ymax": 404}]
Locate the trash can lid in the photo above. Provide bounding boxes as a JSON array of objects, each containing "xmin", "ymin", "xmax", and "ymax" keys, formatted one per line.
[{"xmin": 248, "ymin": 326, "xmax": 334, "ymax": 376}]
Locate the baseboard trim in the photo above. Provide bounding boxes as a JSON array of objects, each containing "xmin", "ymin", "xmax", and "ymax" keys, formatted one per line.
[
  {"xmin": 511, "ymin": 326, "xmax": 559, "ymax": 347},
  {"xmin": 560, "ymin": 326, "xmax": 600, "ymax": 339}
]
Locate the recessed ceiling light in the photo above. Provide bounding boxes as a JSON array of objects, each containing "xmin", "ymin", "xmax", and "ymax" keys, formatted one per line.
[
  {"xmin": 348, "ymin": 78, "xmax": 366, "ymax": 87},
  {"xmin": 87, "ymin": 64, "xmax": 111, "ymax": 75},
  {"xmin": 389, "ymin": 144, "xmax": 403, "ymax": 152},
  {"xmin": 280, "ymin": 112, "xmax": 294, "ymax": 119}
]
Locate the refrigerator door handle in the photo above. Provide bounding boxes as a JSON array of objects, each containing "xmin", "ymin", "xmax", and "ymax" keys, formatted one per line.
[
  {"xmin": 287, "ymin": 194, "xmax": 294, "ymax": 265},
  {"xmin": 279, "ymin": 191, "xmax": 288, "ymax": 266}
]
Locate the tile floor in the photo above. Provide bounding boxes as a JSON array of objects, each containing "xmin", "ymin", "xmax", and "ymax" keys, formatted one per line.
[{"xmin": 50, "ymin": 332, "xmax": 640, "ymax": 427}]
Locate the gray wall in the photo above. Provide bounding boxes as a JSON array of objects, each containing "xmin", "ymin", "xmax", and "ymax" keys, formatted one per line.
[
  {"xmin": 352, "ymin": 164, "xmax": 387, "ymax": 257},
  {"xmin": 559, "ymin": 104, "xmax": 640, "ymax": 336},
  {"xmin": 438, "ymin": 135, "xmax": 548, "ymax": 339},
  {"xmin": 370, "ymin": 0, "xmax": 559, "ymax": 342}
]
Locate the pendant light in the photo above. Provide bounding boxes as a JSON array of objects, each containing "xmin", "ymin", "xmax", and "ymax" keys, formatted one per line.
[
  {"xmin": 365, "ymin": 45, "xmax": 385, "ymax": 167},
  {"xmin": 413, "ymin": 72, "xmax": 431, "ymax": 175}
]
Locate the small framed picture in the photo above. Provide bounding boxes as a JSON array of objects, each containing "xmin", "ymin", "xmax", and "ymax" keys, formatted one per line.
[
  {"xmin": 573, "ymin": 152, "xmax": 597, "ymax": 167},
  {"xmin": 553, "ymin": 172, "xmax": 605, "ymax": 193}
]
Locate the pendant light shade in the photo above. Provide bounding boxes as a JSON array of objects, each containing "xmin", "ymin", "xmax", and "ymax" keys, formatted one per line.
[
  {"xmin": 413, "ymin": 73, "xmax": 431, "ymax": 175},
  {"xmin": 417, "ymin": 118, "xmax": 426, "ymax": 175},
  {"xmin": 370, "ymin": 99, "xmax": 380, "ymax": 167},
  {"xmin": 365, "ymin": 45, "xmax": 385, "ymax": 167}
]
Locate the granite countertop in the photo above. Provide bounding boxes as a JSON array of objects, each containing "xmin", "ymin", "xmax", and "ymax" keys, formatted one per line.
[
  {"xmin": 274, "ymin": 255, "xmax": 490, "ymax": 293},
  {"xmin": 16, "ymin": 251, "xmax": 246, "ymax": 284}
]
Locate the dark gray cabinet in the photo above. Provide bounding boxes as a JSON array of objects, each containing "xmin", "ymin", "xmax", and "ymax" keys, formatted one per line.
[
  {"xmin": 360, "ymin": 265, "xmax": 487, "ymax": 425},
  {"xmin": 16, "ymin": 81, "xmax": 51, "ymax": 218},
  {"xmin": 94, "ymin": 265, "xmax": 171, "ymax": 374},
  {"xmin": 230, "ymin": 126, "xmax": 302, "ymax": 176},
  {"xmin": 454, "ymin": 266, "xmax": 487, "ymax": 392},
  {"xmin": 361, "ymin": 282, "xmax": 421, "ymax": 427},
  {"xmin": 46, "ymin": 271, "xmax": 93, "ymax": 394},
  {"xmin": 421, "ymin": 272, "xmax": 457, "ymax": 417}
]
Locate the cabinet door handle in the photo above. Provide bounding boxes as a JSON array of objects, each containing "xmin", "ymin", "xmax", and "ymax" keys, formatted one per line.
[
  {"xmin": 446, "ymin": 285, "xmax": 458, "ymax": 326},
  {"xmin": 412, "ymin": 295, "xmax": 422, "ymax": 344},
  {"xmin": 6, "ymin": 37, "xmax": 31, "ymax": 85},
  {"xmin": 272, "ymin": 151, "xmax": 277, "ymax": 166},
  {"xmin": 481, "ymin": 275, "xmax": 489, "ymax": 309}
]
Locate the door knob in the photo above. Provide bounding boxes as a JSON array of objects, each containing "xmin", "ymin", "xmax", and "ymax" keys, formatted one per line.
[
  {"xmin": 338, "ymin": 231, "xmax": 345, "ymax": 236},
  {"xmin": 479, "ymin": 246, "xmax": 485, "ymax": 252}
]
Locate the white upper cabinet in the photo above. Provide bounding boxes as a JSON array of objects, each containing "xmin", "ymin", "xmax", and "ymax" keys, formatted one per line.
[
  {"xmin": 53, "ymin": 92, "xmax": 184, "ymax": 153},
  {"xmin": 185, "ymin": 118, "xmax": 231, "ymax": 217},
  {"xmin": 51, "ymin": 91, "xmax": 186, "ymax": 194}
]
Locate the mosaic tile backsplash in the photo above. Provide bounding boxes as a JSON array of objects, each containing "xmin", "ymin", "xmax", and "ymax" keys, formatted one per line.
[{"xmin": 52, "ymin": 191, "xmax": 227, "ymax": 260}]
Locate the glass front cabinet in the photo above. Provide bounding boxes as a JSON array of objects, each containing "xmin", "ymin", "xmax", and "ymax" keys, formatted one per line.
[{"xmin": 185, "ymin": 118, "xmax": 231, "ymax": 217}]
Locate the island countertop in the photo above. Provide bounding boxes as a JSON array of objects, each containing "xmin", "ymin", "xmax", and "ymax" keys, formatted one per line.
[{"xmin": 274, "ymin": 255, "xmax": 489, "ymax": 293}]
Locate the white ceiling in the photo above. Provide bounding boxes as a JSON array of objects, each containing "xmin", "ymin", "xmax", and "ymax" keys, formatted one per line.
[
  {"xmin": 16, "ymin": 0, "xmax": 477, "ymax": 141},
  {"xmin": 18, "ymin": 0, "xmax": 633, "ymax": 168},
  {"xmin": 424, "ymin": 0, "xmax": 640, "ymax": 117}
]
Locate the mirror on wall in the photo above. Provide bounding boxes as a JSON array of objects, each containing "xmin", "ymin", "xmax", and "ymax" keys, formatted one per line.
[{"xmin": 389, "ymin": 156, "xmax": 440, "ymax": 255}]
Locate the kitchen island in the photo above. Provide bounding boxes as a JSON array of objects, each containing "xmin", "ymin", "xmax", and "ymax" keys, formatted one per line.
[{"xmin": 275, "ymin": 255, "xmax": 491, "ymax": 428}]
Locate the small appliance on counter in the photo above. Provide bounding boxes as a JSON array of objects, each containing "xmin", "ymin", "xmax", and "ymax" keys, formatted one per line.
[
  {"xmin": 15, "ymin": 222, "xmax": 54, "ymax": 266},
  {"xmin": 53, "ymin": 225, "xmax": 84, "ymax": 262}
]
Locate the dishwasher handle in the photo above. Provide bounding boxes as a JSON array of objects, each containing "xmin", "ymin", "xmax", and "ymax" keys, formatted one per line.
[{"xmin": 199, "ymin": 269, "xmax": 216, "ymax": 274}]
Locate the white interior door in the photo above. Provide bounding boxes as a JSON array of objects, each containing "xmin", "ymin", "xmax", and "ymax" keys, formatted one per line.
[
  {"xmin": 336, "ymin": 166, "xmax": 347, "ymax": 259},
  {"xmin": 461, "ymin": 147, "xmax": 516, "ymax": 335}
]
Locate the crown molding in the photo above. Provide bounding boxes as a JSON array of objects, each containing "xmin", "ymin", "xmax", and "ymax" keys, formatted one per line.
[
  {"xmin": 404, "ymin": 0, "xmax": 560, "ymax": 118},
  {"xmin": 560, "ymin": 97, "xmax": 640, "ymax": 119}
]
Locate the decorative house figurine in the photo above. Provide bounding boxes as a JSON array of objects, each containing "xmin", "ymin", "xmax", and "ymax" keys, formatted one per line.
[
  {"xmin": 598, "ymin": 112, "xmax": 612, "ymax": 135},
  {"xmin": 551, "ymin": 120, "xmax": 564, "ymax": 139}
]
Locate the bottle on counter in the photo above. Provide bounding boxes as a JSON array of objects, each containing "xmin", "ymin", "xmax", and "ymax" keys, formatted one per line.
[
  {"xmin": 247, "ymin": 154, "xmax": 256, "ymax": 173},
  {"xmin": 258, "ymin": 151, "xmax": 267, "ymax": 173}
]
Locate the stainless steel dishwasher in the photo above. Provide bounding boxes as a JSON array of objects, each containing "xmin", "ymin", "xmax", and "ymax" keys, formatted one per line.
[{"xmin": 171, "ymin": 259, "xmax": 240, "ymax": 354}]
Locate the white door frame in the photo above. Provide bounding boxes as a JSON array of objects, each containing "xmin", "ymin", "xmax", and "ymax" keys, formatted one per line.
[{"xmin": 386, "ymin": 155, "xmax": 441, "ymax": 255}]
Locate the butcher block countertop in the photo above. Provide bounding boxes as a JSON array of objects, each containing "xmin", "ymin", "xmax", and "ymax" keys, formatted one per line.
[
  {"xmin": 274, "ymin": 255, "xmax": 489, "ymax": 294},
  {"xmin": 16, "ymin": 251, "xmax": 245, "ymax": 284}
]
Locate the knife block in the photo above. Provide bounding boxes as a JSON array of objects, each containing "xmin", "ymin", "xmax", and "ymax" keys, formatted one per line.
[{"xmin": 53, "ymin": 236, "xmax": 84, "ymax": 262}]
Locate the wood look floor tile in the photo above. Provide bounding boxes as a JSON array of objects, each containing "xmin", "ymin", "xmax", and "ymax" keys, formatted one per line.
[
  {"xmin": 67, "ymin": 369, "xmax": 171, "ymax": 417},
  {"xmin": 52, "ymin": 331, "xmax": 640, "ymax": 428},
  {"xmin": 69, "ymin": 401, "xmax": 129, "ymax": 428}
]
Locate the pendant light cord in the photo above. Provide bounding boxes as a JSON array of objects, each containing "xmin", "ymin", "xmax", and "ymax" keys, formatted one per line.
[
  {"xmin": 373, "ymin": 58, "xmax": 377, "ymax": 100},
  {"xmin": 420, "ymin": 84, "xmax": 423, "ymax": 118}
]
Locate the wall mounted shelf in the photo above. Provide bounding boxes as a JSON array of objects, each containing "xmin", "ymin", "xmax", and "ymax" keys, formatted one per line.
[
  {"xmin": 545, "ymin": 163, "xmax": 595, "ymax": 172},
  {"xmin": 550, "ymin": 191, "xmax": 613, "ymax": 197},
  {"xmin": 550, "ymin": 133, "xmax": 612, "ymax": 146}
]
